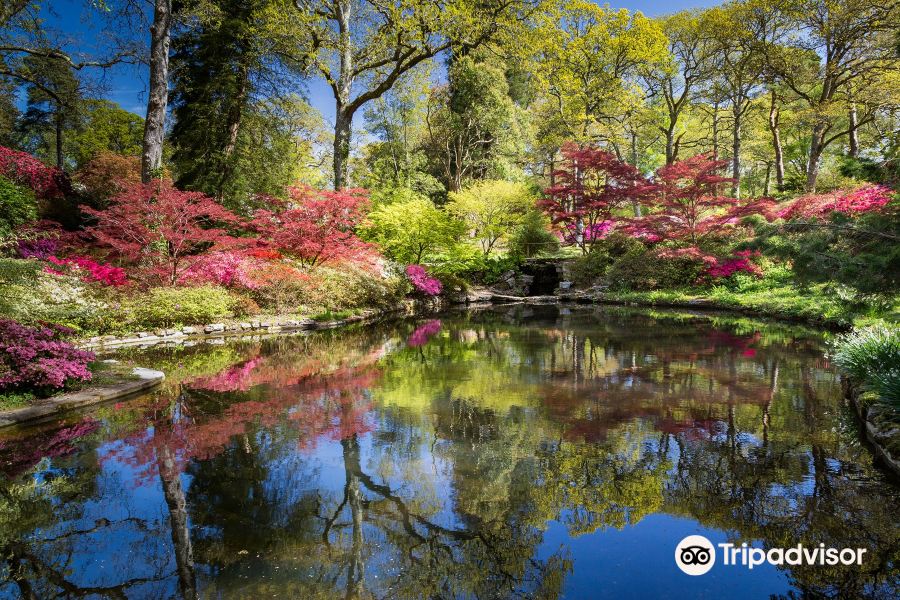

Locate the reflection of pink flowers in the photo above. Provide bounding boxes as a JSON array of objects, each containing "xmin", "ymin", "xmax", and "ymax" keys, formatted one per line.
[
  {"xmin": 406, "ymin": 265, "xmax": 442, "ymax": 296},
  {"xmin": 189, "ymin": 356, "xmax": 265, "ymax": 392},
  {"xmin": 407, "ymin": 320, "xmax": 442, "ymax": 347},
  {"xmin": 0, "ymin": 417, "xmax": 99, "ymax": 477}
]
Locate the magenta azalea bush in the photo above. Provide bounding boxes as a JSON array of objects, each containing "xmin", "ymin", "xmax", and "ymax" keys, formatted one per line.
[
  {"xmin": 46, "ymin": 256, "xmax": 128, "ymax": 286},
  {"xmin": 706, "ymin": 250, "xmax": 762, "ymax": 279},
  {"xmin": 0, "ymin": 319, "xmax": 95, "ymax": 393},
  {"xmin": 405, "ymin": 264, "xmax": 442, "ymax": 296}
]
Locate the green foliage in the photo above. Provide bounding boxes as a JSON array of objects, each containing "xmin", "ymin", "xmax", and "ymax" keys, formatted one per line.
[
  {"xmin": 0, "ymin": 174, "xmax": 37, "ymax": 238},
  {"xmin": 750, "ymin": 202, "xmax": 900, "ymax": 295},
  {"xmin": 362, "ymin": 196, "xmax": 463, "ymax": 264},
  {"xmin": 509, "ymin": 210, "xmax": 559, "ymax": 258},
  {"xmin": 304, "ymin": 266, "xmax": 407, "ymax": 312},
  {"xmin": 447, "ymin": 180, "xmax": 535, "ymax": 256},
  {"xmin": 65, "ymin": 100, "xmax": 143, "ymax": 168},
  {"xmin": 606, "ymin": 248, "xmax": 707, "ymax": 291},
  {"xmin": 832, "ymin": 325, "xmax": 900, "ymax": 408},
  {"xmin": 122, "ymin": 286, "xmax": 237, "ymax": 329},
  {"xmin": 569, "ymin": 234, "xmax": 646, "ymax": 286},
  {"xmin": 424, "ymin": 51, "xmax": 529, "ymax": 190}
]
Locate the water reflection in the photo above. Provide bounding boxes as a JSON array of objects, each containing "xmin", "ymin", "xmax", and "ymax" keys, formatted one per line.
[{"xmin": 0, "ymin": 306, "xmax": 897, "ymax": 598}]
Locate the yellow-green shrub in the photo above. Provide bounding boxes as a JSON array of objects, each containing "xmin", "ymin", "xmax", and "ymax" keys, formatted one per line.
[{"xmin": 122, "ymin": 285, "xmax": 237, "ymax": 329}]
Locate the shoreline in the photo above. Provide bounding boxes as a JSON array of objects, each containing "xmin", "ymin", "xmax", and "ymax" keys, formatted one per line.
[
  {"xmin": 843, "ymin": 378, "xmax": 900, "ymax": 479},
  {"xmin": 5, "ymin": 293, "xmax": 855, "ymax": 430}
]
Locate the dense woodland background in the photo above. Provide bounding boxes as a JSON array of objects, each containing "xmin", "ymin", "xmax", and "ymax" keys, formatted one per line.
[{"xmin": 1, "ymin": 0, "xmax": 897, "ymax": 203}]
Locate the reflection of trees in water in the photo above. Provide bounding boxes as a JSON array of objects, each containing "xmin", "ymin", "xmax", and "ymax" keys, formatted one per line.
[{"xmin": 1, "ymin": 308, "xmax": 898, "ymax": 597}]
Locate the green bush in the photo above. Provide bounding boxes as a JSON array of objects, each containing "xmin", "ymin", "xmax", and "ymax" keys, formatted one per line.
[
  {"xmin": 832, "ymin": 325, "xmax": 900, "ymax": 408},
  {"xmin": 123, "ymin": 286, "xmax": 236, "ymax": 329},
  {"xmin": 569, "ymin": 234, "xmax": 645, "ymax": 285},
  {"xmin": 0, "ymin": 175, "xmax": 38, "ymax": 239},
  {"xmin": 303, "ymin": 266, "xmax": 407, "ymax": 312},
  {"xmin": 509, "ymin": 211, "xmax": 559, "ymax": 258},
  {"xmin": 608, "ymin": 252, "xmax": 707, "ymax": 291}
]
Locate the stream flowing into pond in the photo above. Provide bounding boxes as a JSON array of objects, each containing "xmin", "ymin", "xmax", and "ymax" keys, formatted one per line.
[{"xmin": 0, "ymin": 305, "xmax": 898, "ymax": 599}]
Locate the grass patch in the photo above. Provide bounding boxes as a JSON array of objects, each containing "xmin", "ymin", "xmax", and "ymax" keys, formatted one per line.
[
  {"xmin": 601, "ymin": 266, "xmax": 897, "ymax": 328},
  {"xmin": 832, "ymin": 325, "xmax": 900, "ymax": 409},
  {"xmin": 0, "ymin": 391, "xmax": 35, "ymax": 411}
]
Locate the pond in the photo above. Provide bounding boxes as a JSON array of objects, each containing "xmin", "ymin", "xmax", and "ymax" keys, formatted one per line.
[{"xmin": 0, "ymin": 306, "xmax": 898, "ymax": 599}]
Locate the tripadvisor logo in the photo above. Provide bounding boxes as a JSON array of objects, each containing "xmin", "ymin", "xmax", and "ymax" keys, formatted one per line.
[
  {"xmin": 675, "ymin": 535, "xmax": 716, "ymax": 576},
  {"xmin": 675, "ymin": 535, "xmax": 868, "ymax": 576}
]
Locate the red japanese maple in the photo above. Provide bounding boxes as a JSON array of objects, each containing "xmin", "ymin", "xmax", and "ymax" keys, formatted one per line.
[
  {"xmin": 540, "ymin": 143, "xmax": 646, "ymax": 253},
  {"xmin": 83, "ymin": 179, "xmax": 243, "ymax": 285},
  {"xmin": 252, "ymin": 185, "xmax": 373, "ymax": 268},
  {"xmin": 632, "ymin": 154, "xmax": 742, "ymax": 244},
  {"xmin": 0, "ymin": 145, "xmax": 66, "ymax": 200}
]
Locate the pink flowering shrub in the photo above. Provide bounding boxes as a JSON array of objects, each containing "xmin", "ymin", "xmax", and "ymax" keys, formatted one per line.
[
  {"xmin": 45, "ymin": 256, "xmax": 128, "ymax": 286},
  {"xmin": 407, "ymin": 320, "xmax": 442, "ymax": 347},
  {"xmin": 178, "ymin": 251, "xmax": 263, "ymax": 290},
  {"xmin": 705, "ymin": 250, "xmax": 762, "ymax": 279},
  {"xmin": 0, "ymin": 319, "xmax": 95, "ymax": 393},
  {"xmin": 778, "ymin": 184, "xmax": 894, "ymax": 220},
  {"xmin": 405, "ymin": 264, "xmax": 442, "ymax": 296},
  {"xmin": 0, "ymin": 145, "xmax": 65, "ymax": 200}
]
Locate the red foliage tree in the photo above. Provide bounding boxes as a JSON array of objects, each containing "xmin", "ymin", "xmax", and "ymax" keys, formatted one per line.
[
  {"xmin": 540, "ymin": 142, "xmax": 646, "ymax": 253},
  {"xmin": 83, "ymin": 180, "xmax": 242, "ymax": 285},
  {"xmin": 252, "ymin": 186, "xmax": 373, "ymax": 268},
  {"xmin": 628, "ymin": 154, "xmax": 773, "ymax": 244},
  {"xmin": 0, "ymin": 145, "xmax": 67, "ymax": 200}
]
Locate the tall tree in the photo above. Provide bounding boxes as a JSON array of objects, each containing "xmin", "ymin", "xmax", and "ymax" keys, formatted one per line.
[
  {"xmin": 702, "ymin": 2, "xmax": 767, "ymax": 198},
  {"xmin": 534, "ymin": 1, "xmax": 666, "ymax": 142},
  {"xmin": 293, "ymin": 0, "xmax": 530, "ymax": 189},
  {"xmin": 169, "ymin": 0, "xmax": 303, "ymax": 204},
  {"xmin": 17, "ymin": 54, "xmax": 83, "ymax": 168},
  {"xmin": 641, "ymin": 11, "xmax": 713, "ymax": 166},
  {"xmin": 141, "ymin": 0, "xmax": 173, "ymax": 182},
  {"xmin": 755, "ymin": 0, "xmax": 900, "ymax": 191}
]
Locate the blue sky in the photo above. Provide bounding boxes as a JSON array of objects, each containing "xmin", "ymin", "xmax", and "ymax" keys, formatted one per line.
[{"xmin": 37, "ymin": 0, "xmax": 722, "ymax": 126}]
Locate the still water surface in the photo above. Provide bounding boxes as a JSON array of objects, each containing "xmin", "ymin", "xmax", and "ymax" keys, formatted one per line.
[{"xmin": 1, "ymin": 306, "xmax": 898, "ymax": 599}]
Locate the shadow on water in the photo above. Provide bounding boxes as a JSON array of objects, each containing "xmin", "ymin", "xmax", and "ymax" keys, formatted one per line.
[{"xmin": 0, "ymin": 305, "xmax": 898, "ymax": 598}]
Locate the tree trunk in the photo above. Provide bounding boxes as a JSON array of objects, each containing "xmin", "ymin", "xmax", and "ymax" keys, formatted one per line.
[
  {"xmin": 848, "ymin": 101, "xmax": 859, "ymax": 158},
  {"xmin": 806, "ymin": 122, "xmax": 827, "ymax": 192},
  {"xmin": 333, "ymin": 108, "xmax": 352, "ymax": 190},
  {"xmin": 768, "ymin": 90, "xmax": 784, "ymax": 191},
  {"xmin": 731, "ymin": 107, "xmax": 742, "ymax": 198},
  {"xmin": 763, "ymin": 163, "xmax": 772, "ymax": 197},
  {"xmin": 157, "ymin": 442, "xmax": 197, "ymax": 600},
  {"xmin": 665, "ymin": 123, "xmax": 676, "ymax": 166},
  {"xmin": 54, "ymin": 110, "xmax": 64, "ymax": 169},
  {"xmin": 329, "ymin": 0, "xmax": 354, "ymax": 190},
  {"xmin": 631, "ymin": 131, "xmax": 641, "ymax": 217},
  {"xmin": 711, "ymin": 102, "xmax": 719, "ymax": 159},
  {"xmin": 141, "ymin": 0, "xmax": 172, "ymax": 183}
]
